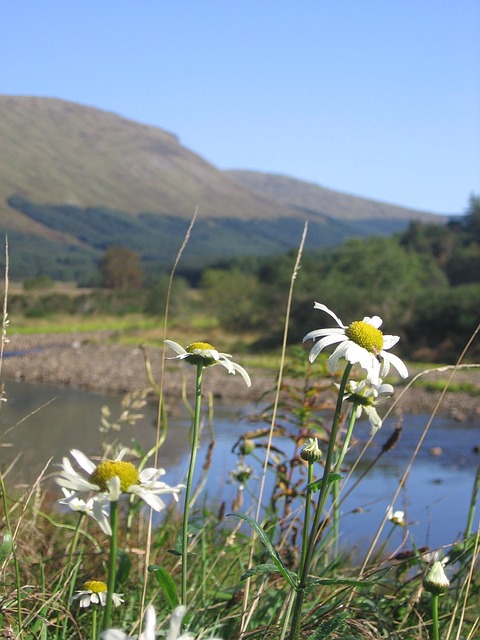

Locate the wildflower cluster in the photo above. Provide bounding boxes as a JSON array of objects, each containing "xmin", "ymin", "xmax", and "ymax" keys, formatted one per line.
[
  {"xmin": 56, "ymin": 449, "xmax": 184, "ymax": 534},
  {"xmin": 305, "ymin": 303, "xmax": 408, "ymax": 433}
]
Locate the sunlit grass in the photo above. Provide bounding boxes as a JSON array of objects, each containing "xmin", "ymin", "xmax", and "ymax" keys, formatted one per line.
[
  {"xmin": 413, "ymin": 378, "xmax": 480, "ymax": 395},
  {"xmin": 11, "ymin": 313, "xmax": 160, "ymax": 335}
]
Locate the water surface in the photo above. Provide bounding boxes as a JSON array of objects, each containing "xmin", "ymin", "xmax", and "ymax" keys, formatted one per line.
[{"xmin": 1, "ymin": 380, "xmax": 478, "ymax": 553}]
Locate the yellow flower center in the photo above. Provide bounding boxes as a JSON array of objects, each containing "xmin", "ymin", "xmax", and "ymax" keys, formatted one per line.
[
  {"xmin": 348, "ymin": 393, "xmax": 373, "ymax": 407},
  {"xmin": 83, "ymin": 580, "xmax": 107, "ymax": 593},
  {"xmin": 186, "ymin": 341, "xmax": 216, "ymax": 352},
  {"xmin": 185, "ymin": 341, "xmax": 217, "ymax": 366},
  {"xmin": 89, "ymin": 460, "xmax": 140, "ymax": 492},
  {"xmin": 345, "ymin": 321, "xmax": 384, "ymax": 354}
]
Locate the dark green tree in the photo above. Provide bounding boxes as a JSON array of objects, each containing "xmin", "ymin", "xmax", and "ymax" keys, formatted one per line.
[{"xmin": 98, "ymin": 246, "xmax": 144, "ymax": 290}]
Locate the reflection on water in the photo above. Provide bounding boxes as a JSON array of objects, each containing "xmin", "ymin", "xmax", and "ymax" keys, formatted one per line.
[{"xmin": 0, "ymin": 380, "xmax": 479, "ymax": 552}]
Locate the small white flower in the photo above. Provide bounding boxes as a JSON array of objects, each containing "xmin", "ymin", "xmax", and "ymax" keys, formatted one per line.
[
  {"xmin": 303, "ymin": 303, "xmax": 408, "ymax": 384},
  {"xmin": 165, "ymin": 340, "xmax": 251, "ymax": 387},
  {"xmin": 167, "ymin": 605, "xmax": 224, "ymax": 640},
  {"xmin": 56, "ymin": 449, "xmax": 184, "ymax": 513},
  {"xmin": 421, "ymin": 550, "xmax": 449, "ymax": 565},
  {"xmin": 71, "ymin": 580, "xmax": 123, "ymax": 609},
  {"xmin": 229, "ymin": 461, "xmax": 253, "ymax": 486},
  {"xmin": 59, "ymin": 488, "xmax": 111, "ymax": 535},
  {"xmin": 101, "ymin": 604, "xmax": 224, "ymax": 640},
  {"xmin": 386, "ymin": 505, "xmax": 406, "ymax": 527},
  {"xmin": 101, "ymin": 605, "xmax": 156, "ymax": 640},
  {"xmin": 343, "ymin": 378, "xmax": 394, "ymax": 433}
]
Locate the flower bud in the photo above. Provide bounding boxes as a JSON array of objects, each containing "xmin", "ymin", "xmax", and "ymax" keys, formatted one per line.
[
  {"xmin": 239, "ymin": 438, "xmax": 255, "ymax": 455},
  {"xmin": 423, "ymin": 561, "xmax": 450, "ymax": 595},
  {"xmin": 300, "ymin": 438, "xmax": 323, "ymax": 464}
]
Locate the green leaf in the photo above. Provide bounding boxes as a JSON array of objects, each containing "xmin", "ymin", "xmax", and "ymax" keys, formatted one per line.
[
  {"xmin": 171, "ymin": 525, "xmax": 200, "ymax": 556},
  {"xmin": 307, "ymin": 611, "xmax": 350, "ymax": 639},
  {"xmin": 0, "ymin": 533, "xmax": 13, "ymax": 561},
  {"xmin": 307, "ymin": 577, "xmax": 378, "ymax": 589},
  {"xmin": 148, "ymin": 565, "xmax": 180, "ymax": 609},
  {"xmin": 241, "ymin": 563, "xmax": 281, "ymax": 580},
  {"xmin": 116, "ymin": 550, "xmax": 132, "ymax": 587},
  {"xmin": 228, "ymin": 512, "xmax": 297, "ymax": 589},
  {"xmin": 308, "ymin": 473, "xmax": 342, "ymax": 493}
]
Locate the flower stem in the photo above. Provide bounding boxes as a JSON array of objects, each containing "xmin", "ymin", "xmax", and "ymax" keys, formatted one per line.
[
  {"xmin": 465, "ymin": 464, "xmax": 480, "ymax": 538},
  {"xmin": 332, "ymin": 407, "xmax": 357, "ymax": 561},
  {"xmin": 0, "ymin": 472, "xmax": 23, "ymax": 633},
  {"xmin": 103, "ymin": 499, "xmax": 119, "ymax": 630},
  {"xmin": 288, "ymin": 363, "xmax": 353, "ymax": 640},
  {"xmin": 181, "ymin": 362, "xmax": 203, "ymax": 604},
  {"xmin": 91, "ymin": 607, "xmax": 98, "ymax": 640},
  {"xmin": 431, "ymin": 594, "xmax": 440, "ymax": 640},
  {"xmin": 299, "ymin": 462, "xmax": 314, "ymax": 578}
]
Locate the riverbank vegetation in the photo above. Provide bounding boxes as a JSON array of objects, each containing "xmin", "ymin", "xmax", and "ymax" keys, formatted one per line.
[
  {"xmin": 5, "ymin": 196, "xmax": 480, "ymax": 364},
  {"xmin": 0, "ymin": 326, "xmax": 479, "ymax": 639},
  {"xmin": 0, "ymin": 198, "xmax": 479, "ymax": 639}
]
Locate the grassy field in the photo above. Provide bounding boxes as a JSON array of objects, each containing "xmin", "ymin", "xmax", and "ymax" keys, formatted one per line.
[{"xmin": 1, "ymin": 285, "xmax": 479, "ymax": 638}]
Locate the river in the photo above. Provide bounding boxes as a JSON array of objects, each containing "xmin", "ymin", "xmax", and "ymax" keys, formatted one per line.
[{"xmin": 0, "ymin": 380, "xmax": 479, "ymax": 554}]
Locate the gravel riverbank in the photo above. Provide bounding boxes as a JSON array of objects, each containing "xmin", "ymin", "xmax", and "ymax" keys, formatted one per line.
[{"xmin": 2, "ymin": 331, "xmax": 479, "ymax": 421}]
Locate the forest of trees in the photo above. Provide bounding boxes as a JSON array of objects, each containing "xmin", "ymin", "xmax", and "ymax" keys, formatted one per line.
[{"xmin": 9, "ymin": 196, "xmax": 480, "ymax": 363}]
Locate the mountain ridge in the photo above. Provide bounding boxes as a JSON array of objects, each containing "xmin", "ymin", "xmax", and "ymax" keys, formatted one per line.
[{"xmin": 0, "ymin": 95, "xmax": 443, "ymax": 281}]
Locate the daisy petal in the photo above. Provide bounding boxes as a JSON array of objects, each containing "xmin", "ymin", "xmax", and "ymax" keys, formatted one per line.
[
  {"xmin": 164, "ymin": 340, "xmax": 188, "ymax": 355},
  {"xmin": 364, "ymin": 316, "xmax": 383, "ymax": 329},
  {"xmin": 383, "ymin": 351, "xmax": 409, "ymax": 378},
  {"xmin": 313, "ymin": 303, "xmax": 346, "ymax": 328},
  {"xmin": 70, "ymin": 449, "xmax": 97, "ymax": 474}
]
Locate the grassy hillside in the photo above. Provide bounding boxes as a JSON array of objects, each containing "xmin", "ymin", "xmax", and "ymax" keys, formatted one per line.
[
  {"xmin": 225, "ymin": 170, "xmax": 441, "ymax": 222},
  {"xmin": 0, "ymin": 95, "xmax": 296, "ymax": 228},
  {"xmin": 0, "ymin": 95, "xmax": 443, "ymax": 281}
]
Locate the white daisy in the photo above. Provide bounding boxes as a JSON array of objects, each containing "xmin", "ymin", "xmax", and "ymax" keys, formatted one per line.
[
  {"xmin": 303, "ymin": 303, "xmax": 408, "ymax": 384},
  {"xmin": 100, "ymin": 604, "xmax": 224, "ymax": 640},
  {"xmin": 343, "ymin": 378, "xmax": 394, "ymax": 433},
  {"xmin": 386, "ymin": 506, "xmax": 406, "ymax": 527},
  {"xmin": 56, "ymin": 449, "xmax": 184, "ymax": 512},
  {"xmin": 59, "ymin": 488, "xmax": 111, "ymax": 535},
  {"xmin": 101, "ymin": 605, "xmax": 156, "ymax": 640},
  {"xmin": 167, "ymin": 605, "xmax": 224, "ymax": 640},
  {"xmin": 229, "ymin": 461, "xmax": 253, "ymax": 486},
  {"xmin": 70, "ymin": 580, "xmax": 123, "ymax": 608},
  {"xmin": 164, "ymin": 340, "xmax": 251, "ymax": 387}
]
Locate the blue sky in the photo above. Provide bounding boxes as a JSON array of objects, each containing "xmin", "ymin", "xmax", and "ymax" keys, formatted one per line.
[{"xmin": 2, "ymin": 1, "xmax": 479, "ymax": 215}]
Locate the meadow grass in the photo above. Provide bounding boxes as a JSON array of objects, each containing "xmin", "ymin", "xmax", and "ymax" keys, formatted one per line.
[
  {"xmin": 1, "ymin": 232, "xmax": 479, "ymax": 638},
  {"xmin": 1, "ymin": 361, "xmax": 479, "ymax": 639}
]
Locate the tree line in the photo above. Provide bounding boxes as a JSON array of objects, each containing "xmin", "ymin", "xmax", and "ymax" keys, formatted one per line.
[{"xmin": 11, "ymin": 196, "xmax": 480, "ymax": 363}]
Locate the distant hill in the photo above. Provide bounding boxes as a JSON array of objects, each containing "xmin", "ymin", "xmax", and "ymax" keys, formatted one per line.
[
  {"xmin": 225, "ymin": 170, "xmax": 438, "ymax": 223},
  {"xmin": 0, "ymin": 95, "xmax": 442, "ymax": 282}
]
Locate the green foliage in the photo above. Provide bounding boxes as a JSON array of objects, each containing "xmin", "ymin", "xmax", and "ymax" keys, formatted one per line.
[
  {"xmin": 404, "ymin": 283, "xmax": 480, "ymax": 359},
  {"xmin": 200, "ymin": 267, "xmax": 264, "ymax": 331},
  {"xmin": 4, "ymin": 194, "xmax": 417, "ymax": 284},
  {"xmin": 144, "ymin": 274, "xmax": 189, "ymax": 317},
  {"xmin": 98, "ymin": 246, "xmax": 144, "ymax": 290},
  {"xmin": 22, "ymin": 276, "xmax": 54, "ymax": 290},
  {"xmin": 0, "ymin": 229, "xmax": 99, "ymax": 284},
  {"xmin": 5, "ymin": 193, "xmax": 480, "ymax": 363}
]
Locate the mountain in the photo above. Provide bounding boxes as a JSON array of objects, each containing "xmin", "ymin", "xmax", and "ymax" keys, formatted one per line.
[{"xmin": 0, "ymin": 95, "xmax": 442, "ymax": 282}]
